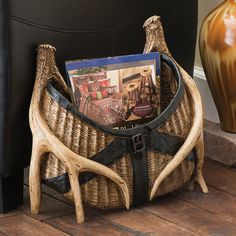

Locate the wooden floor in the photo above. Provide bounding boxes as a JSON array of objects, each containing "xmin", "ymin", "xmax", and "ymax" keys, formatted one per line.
[{"xmin": 0, "ymin": 160, "xmax": 236, "ymax": 236}]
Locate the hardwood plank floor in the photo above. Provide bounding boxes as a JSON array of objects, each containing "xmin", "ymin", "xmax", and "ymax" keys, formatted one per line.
[
  {"xmin": 0, "ymin": 160, "xmax": 235, "ymax": 236},
  {"xmin": 18, "ymin": 186, "xmax": 74, "ymax": 221},
  {"xmin": 203, "ymin": 161, "xmax": 236, "ymax": 196},
  {"xmin": 141, "ymin": 196, "xmax": 236, "ymax": 235},
  {"xmin": 0, "ymin": 214, "xmax": 69, "ymax": 236},
  {"xmin": 174, "ymin": 186, "xmax": 236, "ymax": 224}
]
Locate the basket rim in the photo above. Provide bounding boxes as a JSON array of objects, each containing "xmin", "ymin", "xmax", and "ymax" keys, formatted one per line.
[{"xmin": 46, "ymin": 54, "xmax": 184, "ymax": 138}]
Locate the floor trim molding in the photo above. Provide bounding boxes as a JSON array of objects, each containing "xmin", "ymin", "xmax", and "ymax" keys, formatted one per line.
[
  {"xmin": 193, "ymin": 65, "xmax": 219, "ymax": 123},
  {"xmin": 194, "ymin": 66, "xmax": 206, "ymax": 80}
]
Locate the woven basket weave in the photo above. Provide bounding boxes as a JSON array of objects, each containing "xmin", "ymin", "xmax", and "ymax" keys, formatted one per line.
[
  {"xmin": 39, "ymin": 54, "xmax": 195, "ymax": 209},
  {"xmin": 29, "ymin": 16, "xmax": 208, "ymax": 223}
]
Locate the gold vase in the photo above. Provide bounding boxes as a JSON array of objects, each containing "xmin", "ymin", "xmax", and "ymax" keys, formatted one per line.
[{"xmin": 199, "ymin": 0, "xmax": 236, "ymax": 132}]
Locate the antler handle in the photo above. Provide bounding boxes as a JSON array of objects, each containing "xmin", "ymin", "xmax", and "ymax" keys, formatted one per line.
[{"xmin": 143, "ymin": 16, "xmax": 171, "ymax": 56}]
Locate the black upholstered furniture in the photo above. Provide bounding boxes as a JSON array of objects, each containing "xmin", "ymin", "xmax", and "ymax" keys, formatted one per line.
[{"xmin": 0, "ymin": 0, "xmax": 198, "ymax": 212}]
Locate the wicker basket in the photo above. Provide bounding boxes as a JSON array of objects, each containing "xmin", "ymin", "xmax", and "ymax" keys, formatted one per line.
[{"xmin": 29, "ymin": 16, "xmax": 208, "ymax": 223}]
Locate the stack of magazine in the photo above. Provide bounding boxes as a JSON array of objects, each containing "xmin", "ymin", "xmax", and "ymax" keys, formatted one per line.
[{"xmin": 65, "ymin": 52, "xmax": 161, "ymax": 129}]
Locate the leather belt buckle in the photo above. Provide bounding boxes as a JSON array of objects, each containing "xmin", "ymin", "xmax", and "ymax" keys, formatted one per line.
[{"xmin": 132, "ymin": 133, "xmax": 145, "ymax": 153}]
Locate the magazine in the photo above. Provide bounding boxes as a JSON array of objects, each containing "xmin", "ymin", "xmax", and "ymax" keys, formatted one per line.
[{"xmin": 65, "ymin": 52, "xmax": 161, "ymax": 128}]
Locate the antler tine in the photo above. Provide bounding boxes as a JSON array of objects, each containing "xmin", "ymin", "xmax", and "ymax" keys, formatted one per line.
[
  {"xmin": 143, "ymin": 15, "xmax": 208, "ymax": 200},
  {"xmin": 179, "ymin": 67, "xmax": 207, "ymax": 175},
  {"xmin": 70, "ymin": 154, "xmax": 130, "ymax": 210},
  {"xmin": 150, "ymin": 70, "xmax": 206, "ymax": 200},
  {"xmin": 33, "ymin": 107, "xmax": 130, "ymax": 210},
  {"xmin": 52, "ymin": 142, "xmax": 130, "ymax": 210},
  {"xmin": 143, "ymin": 15, "xmax": 171, "ymax": 56}
]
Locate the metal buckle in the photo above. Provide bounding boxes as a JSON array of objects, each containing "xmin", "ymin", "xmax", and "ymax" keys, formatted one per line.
[{"xmin": 132, "ymin": 133, "xmax": 145, "ymax": 153}]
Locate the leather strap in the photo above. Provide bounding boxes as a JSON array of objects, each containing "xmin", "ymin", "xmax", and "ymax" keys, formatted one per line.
[
  {"xmin": 44, "ymin": 131, "xmax": 195, "ymax": 206},
  {"xmin": 43, "ymin": 53, "xmax": 193, "ymax": 205},
  {"xmin": 130, "ymin": 148, "xmax": 149, "ymax": 206}
]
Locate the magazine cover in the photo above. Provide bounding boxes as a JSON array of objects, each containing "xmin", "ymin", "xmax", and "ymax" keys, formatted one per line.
[{"xmin": 65, "ymin": 52, "xmax": 161, "ymax": 128}]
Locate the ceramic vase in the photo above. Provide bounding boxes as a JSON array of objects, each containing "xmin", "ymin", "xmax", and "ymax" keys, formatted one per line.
[{"xmin": 199, "ymin": 0, "xmax": 236, "ymax": 133}]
